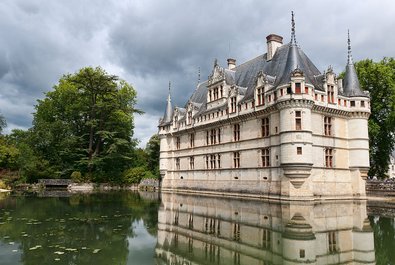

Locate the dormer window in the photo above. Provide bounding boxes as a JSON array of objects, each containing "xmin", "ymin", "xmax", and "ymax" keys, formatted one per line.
[
  {"xmin": 187, "ymin": 111, "xmax": 192, "ymax": 125},
  {"xmin": 327, "ymin": 85, "xmax": 334, "ymax": 103},
  {"xmin": 295, "ymin": 83, "xmax": 301, "ymax": 94},
  {"xmin": 230, "ymin": 97, "xmax": 237, "ymax": 113},
  {"xmin": 257, "ymin": 87, "xmax": 264, "ymax": 105}
]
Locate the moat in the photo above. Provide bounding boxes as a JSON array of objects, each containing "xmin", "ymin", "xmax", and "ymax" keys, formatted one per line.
[{"xmin": 0, "ymin": 191, "xmax": 393, "ymax": 265}]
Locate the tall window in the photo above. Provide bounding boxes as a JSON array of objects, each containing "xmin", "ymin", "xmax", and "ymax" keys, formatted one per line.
[
  {"xmin": 189, "ymin": 133, "xmax": 195, "ymax": 148},
  {"xmin": 187, "ymin": 111, "xmax": 192, "ymax": 124},
  {"xmin": 233, "ymin": 223, "xmax": 240, "ymax": 241},
  {"xmin": 262, "ymin": 229, "xmax": 271, "ymax": 249},
  {"xmin": 217, "ymin": 128, "xmax": 221, "ymax": 144},
  {"xmin": 305, "ymin": 86, "xmax": 309, "ymax": 94},
  {"xmin": 230, "ymin": 97, "xmax": 237, "ymax": 113},
  {"xmin": 324, "ymin": 117, "xmax": 332, "ymax": 136},
  {"xmin": 175, "ymin": 158, "xmax": 180, "ymax": 170},
  {"xmin": 217, "ymin": 154, "xmax": 221, "ymax": 169},
  {"xmin": 176, "ymin": 137, "xmax": 181, "ymax": 149},
  {"xmin": 189, "ymin": 156, "xmax": 194, "ymax": 170},
  {"xmin": 206, "ymin": 131, "xmax": 209, "ymax": 145},
  {"xmin": 233, "ymin": 124, "xmax": 240, "ymax": 141},
  {"xmin": 261, "ymin": 117, "xmax": 270, "ymax": 137},
  {"xmin": 210, "ymin": 129, "xmax": 217, "ymax": 145},
  {"xmin": 233, "ymin": 152, "xmax": 240, "ymax": 168},
  {"xmin": 328, "ymin": 232, "xmax": 337, "ymax": 253},
  {"xmin": 295, "ymin": 82, "xmax": 301, "ymax": 94},
  {"xmin": 205, "ymin": 156, "xmax": 209, "ymax": 169},
  {"xmin": 295, "ymin": 111, "xmax": 302, "ymax": 130},
  {"xmin": 257, "ymin": 88, "xmax": 264, "ymax": 106},
  {"xmin": 208, "ymin": 90, "xmax": 212, "ymax": 102},
  {"xmin": 213, "ymin": 87, "xmax": 219, "ymax": 100},
  {"xmin": 325, "ymin": 148, "xmax": 333, "ymax": 168},
  {"xmin": 261, "ymin": 148, "xmax": 270, "ymax": 167},
  {"xmin": 220, "ymin": 86, "xmax": 223, "ymax": 97},
  {"xmin": 210, "ymin": 154, "xmax": 216, "ymax": 169},
  {"xmin": 327, "ymin": 85, "xmax": 334, "ymax": 103}
]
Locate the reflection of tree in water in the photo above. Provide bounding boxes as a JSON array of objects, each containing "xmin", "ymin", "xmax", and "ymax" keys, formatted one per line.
[
  {"xmin": 0, "ymin": 192, "xmax": 160, "ymax": 265},
  {"xmin": 369, "ymin": 216, "xmax": 395, "ymax": 265}
]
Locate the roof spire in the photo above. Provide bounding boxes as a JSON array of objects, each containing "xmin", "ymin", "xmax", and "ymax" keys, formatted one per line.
[
  {"xmin": 198, "ymin": 67, "xmax": 201, "ymax": 84},
  {"xmin": 291, "ymin": 11, "xmax": 297, "ymax": 45},
  {"xmin": 161, "ymin": 81, "xmax": 174, "ymax": 125},
  {"xmin": 347, "ymin": 29, "xmax": 353, "ymax": 65}
]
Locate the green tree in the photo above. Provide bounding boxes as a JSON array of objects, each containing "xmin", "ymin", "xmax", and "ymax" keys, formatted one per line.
[
  {"xmin": 355, "ymin": 58, "xmax": 395, "ymax": 178},
  {"xmin": 31, "ymin": 66, "xmax": 141, "ymax": 181},
  {"xmin": 145, "ymin": 134, "xmax": 160, "ymax": 177},
  {"xmin": 0, "ymin": 112, "xmax": 6, "ymax": 135}
]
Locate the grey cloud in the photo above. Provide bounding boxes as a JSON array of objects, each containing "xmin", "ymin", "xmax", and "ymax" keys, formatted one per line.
[{"xmin": 0, "ymin": 0, "xmax": 393, "ymax": 147}]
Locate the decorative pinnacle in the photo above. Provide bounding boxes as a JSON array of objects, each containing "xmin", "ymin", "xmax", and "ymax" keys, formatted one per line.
[
  {"xmin": 347, "ymin": 30, "xmax": 353, "ymax": 65},
  {"xmin": 291, "ymin": 11, "xmax": 297, "ymax": 45},
  {"xmin": 167, "ymin": 81, "xmax": 171, "ymax": 100},
  {"xmin": 198, "ymin": 67, "xmax": 201, "ymax": 84}
]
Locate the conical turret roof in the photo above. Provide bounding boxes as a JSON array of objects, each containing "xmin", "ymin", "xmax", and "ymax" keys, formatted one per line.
[{"xmin": 343, "ymin": 31, "xmax": 367, "ymax": 97}]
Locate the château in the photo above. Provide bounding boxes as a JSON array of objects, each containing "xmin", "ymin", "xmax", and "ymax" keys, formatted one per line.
[{"xmin": 158, "ymin": 14, "xmax": 370, "ymax": 200}]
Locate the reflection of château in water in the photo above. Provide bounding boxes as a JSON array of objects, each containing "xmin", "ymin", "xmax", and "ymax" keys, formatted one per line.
[{"xmin": 155, "ymin": 193, "xmax": 375, "ymax": 264}]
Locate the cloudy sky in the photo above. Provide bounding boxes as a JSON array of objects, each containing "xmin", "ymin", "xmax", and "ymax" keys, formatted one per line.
[{"xmin": 0, "ymin": 0, "xmax": 394, "ymax": 146}]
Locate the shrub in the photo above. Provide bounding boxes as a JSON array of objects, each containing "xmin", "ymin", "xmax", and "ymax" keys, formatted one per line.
[
  {"xmin": 122, "ymin": 167, "xmax": 154, "ymax": 184},
  {"xmin": 71, "ymin": 171, "xmax": 84, "ymax": 183}
]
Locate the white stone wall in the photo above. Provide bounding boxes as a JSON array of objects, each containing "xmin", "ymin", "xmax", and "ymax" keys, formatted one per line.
[{"xmin": 159, "ymin": 71, "xmax": 371, "ymax": 199}]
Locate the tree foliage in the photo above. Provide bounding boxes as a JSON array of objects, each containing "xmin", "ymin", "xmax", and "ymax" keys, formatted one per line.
[
  {"xmin": 355, "ymin": 58, "xmax": 395, "ymax": 178},
  {"xmin": 0, "ymin": 112, "xmax": 6, "ymax": 135},
  {"xmin": 30, "ymin": 66, "xmax": 140, "ymax": 181},
  {"xmin": 145, "ymin": 134, "xmax": 160, "ymax": 176}
]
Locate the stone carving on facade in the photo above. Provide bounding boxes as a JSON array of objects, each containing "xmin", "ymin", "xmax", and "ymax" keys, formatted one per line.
[{"xmin": 208, "ymin": 62, "xmax": 225, "ymax": 86}]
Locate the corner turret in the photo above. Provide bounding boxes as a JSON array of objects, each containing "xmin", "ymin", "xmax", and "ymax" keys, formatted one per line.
[{"xmin": 343, "ymin": 31, "xmax": 367, "ymax": 97}]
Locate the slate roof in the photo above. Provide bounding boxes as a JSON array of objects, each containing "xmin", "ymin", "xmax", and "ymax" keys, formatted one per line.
[
  {"xmin": 185, "ymin": 41, "xmax": 323, "ymax": 116},
  {"xmin": 160, "ymin": 33, "xmax": 366, "ymax": 125}
]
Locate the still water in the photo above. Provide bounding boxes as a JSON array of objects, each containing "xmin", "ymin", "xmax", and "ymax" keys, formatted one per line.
[{"xmin": 0, "ymin": 191, "xmax": 393, "ymax": 265}]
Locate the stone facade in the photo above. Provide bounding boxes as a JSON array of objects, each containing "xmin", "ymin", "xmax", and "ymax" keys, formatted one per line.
[
  {"xmin": 158, "ymin": 18, "xmax": 370, "ymax": 200},
  {"xmin": 155, "ymin": 193, "xmax": 375, "ymax": 264}
]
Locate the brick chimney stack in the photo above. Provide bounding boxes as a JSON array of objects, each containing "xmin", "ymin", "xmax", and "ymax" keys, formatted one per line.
[
  {"xmin": 266, "ymin": 34, "xmax": 283, "ymax": 61},
  {"xmin": 227, "ymin": 58, "xmax": 236, "ymax": 70}
]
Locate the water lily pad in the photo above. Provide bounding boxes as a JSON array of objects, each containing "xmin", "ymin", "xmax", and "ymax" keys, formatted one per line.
[{"xmin": 29, "ymin": 245, "xmax": 42, "ymax": 250}]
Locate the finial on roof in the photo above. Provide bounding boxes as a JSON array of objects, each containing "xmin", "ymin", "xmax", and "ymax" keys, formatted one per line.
[
  {"xmin": 291, "ymin": 11, "xmax": 297, "ymax": 45},
  {"xmin": 161, "ymin": 81, "xmax": 174, "ymax": 125},
  {"xmin": 347, "ymin": 29, "xmax": 353, "ymax": 65},
  {"xmin": 198, "ymin": 67, "xmax": 201, "ymax": 84},
  {"xmin": 214, "ymin": 58, "xmax": 218, "ymax": 67}
]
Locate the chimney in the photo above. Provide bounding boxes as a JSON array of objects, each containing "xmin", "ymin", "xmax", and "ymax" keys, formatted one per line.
[
  {"xmin": 227, "ymin": 58, "xmax": 236, "ymax": 70},
  {"xmin": 266, "ymin": 34, "xmax": 283, "ymax": 61}
]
